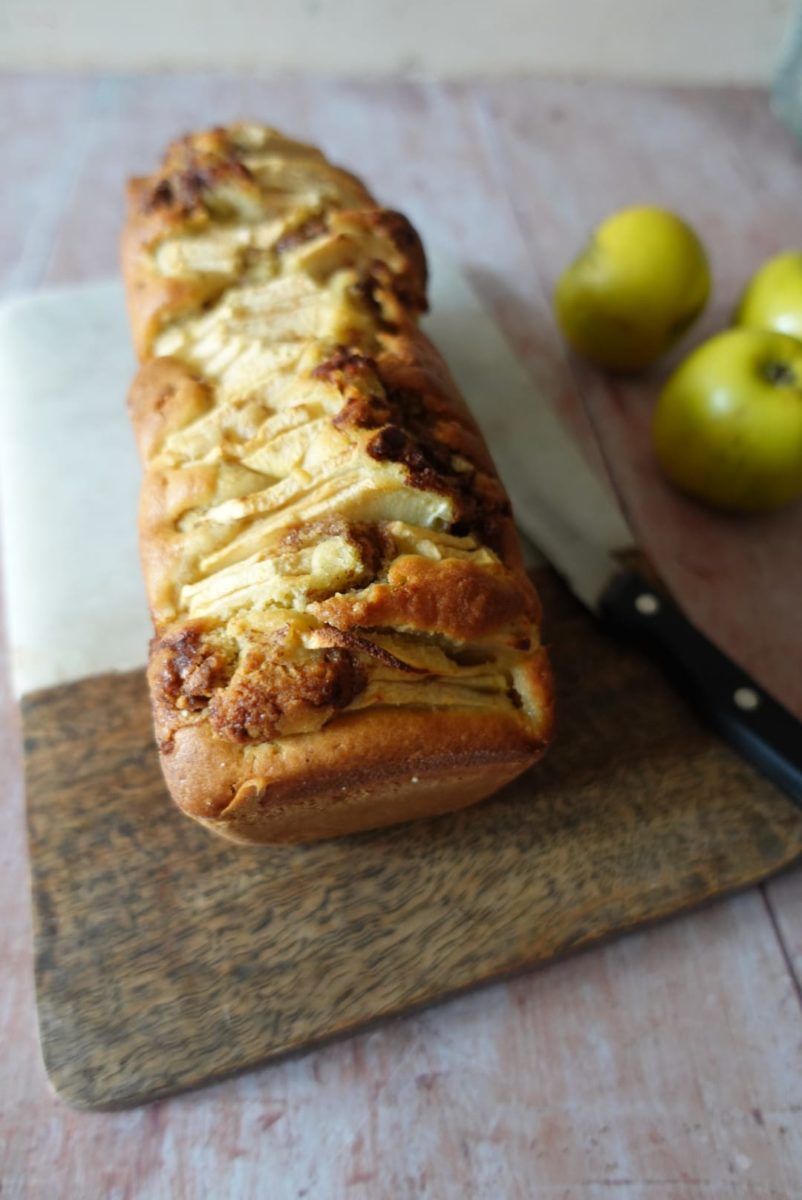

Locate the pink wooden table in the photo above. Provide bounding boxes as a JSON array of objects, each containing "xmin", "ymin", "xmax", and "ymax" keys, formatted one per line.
[{"xmin": 2, "ymin": 74, "xmax": 802, "ymax": 1199}]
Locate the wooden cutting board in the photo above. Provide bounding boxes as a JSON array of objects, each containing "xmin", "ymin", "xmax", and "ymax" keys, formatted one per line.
[{"xmin": 25, "ymin": 565, "xmax": 802, "ymax": 1111}]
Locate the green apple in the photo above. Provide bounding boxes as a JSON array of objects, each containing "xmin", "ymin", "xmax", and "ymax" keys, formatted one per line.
[
  {"xmin": 653, "ymin": 328, "xmax": 802, "ymax": 512},
  {"xmin": 555, "ymin": 206, "xmax": 711, "ymax": 371},
  {"xmin": 735, "ymin": 251, "xmax": 802, "ymax": 340}
]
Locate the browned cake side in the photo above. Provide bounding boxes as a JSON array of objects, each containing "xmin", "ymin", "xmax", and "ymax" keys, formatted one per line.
[{"xmin": 122, "ymin": 123, "xmax": 553, "ymax": 843}]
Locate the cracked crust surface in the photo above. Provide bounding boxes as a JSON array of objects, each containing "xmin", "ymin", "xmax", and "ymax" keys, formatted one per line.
[{"xmin": 123, "ymin": 123, "xmax": 553, "ymax": 843}]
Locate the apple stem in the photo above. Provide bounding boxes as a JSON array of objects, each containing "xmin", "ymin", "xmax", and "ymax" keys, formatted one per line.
[{"xmin": 762, "ymin": 360, "xmax": 797, "ymax": 387}]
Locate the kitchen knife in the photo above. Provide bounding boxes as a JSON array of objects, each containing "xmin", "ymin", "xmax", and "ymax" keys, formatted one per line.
[
  {"xmin": 427, "ymin": 266, "xmax": 802, "ymax": 807},
  {"xmin": 513, "ymin": 482, "xmax": 802, "ymax": 807}
]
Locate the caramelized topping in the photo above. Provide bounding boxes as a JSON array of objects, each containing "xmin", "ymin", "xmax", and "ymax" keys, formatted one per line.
[
  {"xmin": 127, "ymin": 124, "xmax": 545, "ymax": 750},
  {"xmin": 209, "ymin": 636, "xmax": 366, "ymax": 742}
]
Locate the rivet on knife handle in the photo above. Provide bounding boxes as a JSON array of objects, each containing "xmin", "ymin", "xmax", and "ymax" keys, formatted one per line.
[{"xmin": 599, "ymin": 569, "xmax": 802, "ymax": 808}]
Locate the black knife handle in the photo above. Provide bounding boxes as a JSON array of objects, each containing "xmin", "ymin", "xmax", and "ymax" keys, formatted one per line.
[{"xmin": 599, "ymin": 569, "xmax": 802, "ymax": 808}]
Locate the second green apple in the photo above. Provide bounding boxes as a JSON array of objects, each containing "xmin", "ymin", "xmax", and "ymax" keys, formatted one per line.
[
  {"xmin": 555, "ymin": 206, "xmax": 711, "ymax": 371},
  {"xmin": 735, "ymin": 251, "xmax": 802, "ymax": 340}
]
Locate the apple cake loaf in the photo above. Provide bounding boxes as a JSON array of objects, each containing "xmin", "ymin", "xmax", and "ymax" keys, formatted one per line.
[{"xmin": 122, "ymin": 123, "xmax": 553, "ymax": 842}]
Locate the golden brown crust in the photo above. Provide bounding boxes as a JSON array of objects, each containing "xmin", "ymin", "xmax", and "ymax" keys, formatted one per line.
[
  {"xmin": 123, "ymin": 123, "xmax": 553, "ymax": 843},
  {"xmin": 161, "ymin": 667, "xmax": 552, "ymax": 843},
  {"xmin": 127, "ymin": 357, "xmax": 214, "ymax": 460},
  {"xmin": 309, "ymin": 556, "xmax": 537, "ymax": 643}
]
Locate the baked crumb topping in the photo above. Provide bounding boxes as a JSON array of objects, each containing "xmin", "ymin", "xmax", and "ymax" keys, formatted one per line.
[{"xmin": 126, "ymin": 124, "xmax": 546, "ymax": 748}]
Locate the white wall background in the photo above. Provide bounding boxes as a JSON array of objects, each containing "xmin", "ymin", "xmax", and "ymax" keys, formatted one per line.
[{"xmin": 0, "ymin": 0, "xmax": 796, "ymax": 82}]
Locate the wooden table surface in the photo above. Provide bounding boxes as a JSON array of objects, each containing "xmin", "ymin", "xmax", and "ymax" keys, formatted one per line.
[{"xmin": 2, "ymin": 73, "xmax": 801, "ymax": 1200}]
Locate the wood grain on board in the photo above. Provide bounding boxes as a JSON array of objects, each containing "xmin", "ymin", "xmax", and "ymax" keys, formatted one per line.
[
  {"xmin": 3, "ymin": 74, "xmax": 802, "ymax": 1198},
  {"xmin": 25, "ymin": 569, "xmax": 802, "ymax": 1110}
]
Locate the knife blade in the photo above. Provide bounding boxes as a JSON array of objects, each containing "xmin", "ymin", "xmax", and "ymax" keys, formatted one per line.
[{"xmin": 427, "ymin": 261, "xmax": 802, "ymax": 807}]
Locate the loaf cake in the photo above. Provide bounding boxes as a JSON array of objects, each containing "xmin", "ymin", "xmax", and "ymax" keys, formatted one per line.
[{"xmin": 122, "ymin": 124, "xmax": 553, "ymax": 843}]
